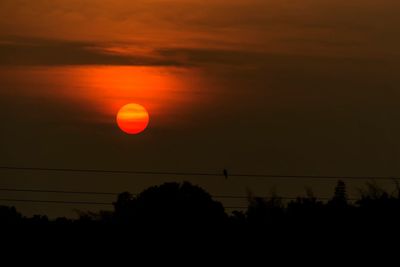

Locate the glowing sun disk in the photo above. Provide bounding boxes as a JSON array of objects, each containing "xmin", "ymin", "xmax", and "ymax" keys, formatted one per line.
[{"xmin": 116, "ymin": 103, "xmax": 149, "ymax": 134}]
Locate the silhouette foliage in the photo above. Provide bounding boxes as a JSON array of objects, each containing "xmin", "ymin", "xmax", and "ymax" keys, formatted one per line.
[{"xmin": 1, "ymin": 180, "xmax": 400, "ymax": 230}]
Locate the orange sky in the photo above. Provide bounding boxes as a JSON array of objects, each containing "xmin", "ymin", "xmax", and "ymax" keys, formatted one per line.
[
  {"xmin": 1, "ymin": 0, "xmax": 400, "ymax": 218},
  {"xmin": 0, "ymin": 65, "xmax": 211, "ymax": 126},
  {"xmin": 1, "ymin": 0, "xmax": 399, "ymax": 59}
]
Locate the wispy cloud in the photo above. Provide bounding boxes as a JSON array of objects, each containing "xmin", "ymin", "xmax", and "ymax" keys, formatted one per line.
[
  {"xmin": 0, "ymin": 36, "xmax": 396, "ymax": 68},
  {"xmin": 2, "ymin": 0, "xmax": 399, "ymax": 59},
  {"xmin": 0, "ymin": 36, "xmax": 270, "ymax": 67},
  {"xmin": 0, "ymin": 37, "xmax": 162, "ymax": 66}
]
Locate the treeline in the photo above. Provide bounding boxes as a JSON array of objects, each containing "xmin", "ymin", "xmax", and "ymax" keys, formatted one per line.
[{"xmin": 1, "ymin": 180, "xmax": 400, "ymax": 228}]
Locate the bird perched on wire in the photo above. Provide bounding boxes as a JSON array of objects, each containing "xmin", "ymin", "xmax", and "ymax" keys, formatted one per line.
[{"xmin": 223, "ymin": 169, "xmax": 228, "ymax": 179}]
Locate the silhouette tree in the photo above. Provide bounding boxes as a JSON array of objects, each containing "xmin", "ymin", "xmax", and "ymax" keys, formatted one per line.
[
  {"xmin": 247, "ymin": 195, "xmax": 284, "ymax": 226},
  {"xmin": 112, "ymin": 192, "xmax": 136, "ymax": 224},
  {"xmin": 229, "ymin": 210, "xmax": 246, "ymax": 226},
  {"xmin": 0, "ymin": 206, "xmax": 22, "ymax": 224},
  {"xmin": 356, "ymin": 181, "xmax": 400, "ymax": 224},
  {"xmin": 28, "ymin": 214, "xmax": 49, "ymax": 225},
  {"xmin": 287, "ymin": 192, "xmax": 324, "ymax": 226},
  {"xmin": 112, "ymin": 182, "xmax": 227, "ymax": 226},
  {"xmin": 329, "ymin": 180, "xmax": 348, "ymax": 207},
  {"xmin": 1, "ymin": 180, "xmax": 400, "ymax": 231}
]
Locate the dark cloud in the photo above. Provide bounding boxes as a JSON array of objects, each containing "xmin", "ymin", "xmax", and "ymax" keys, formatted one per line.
[
  {"xmin": 2, "ymin": 36, "xmax": 388, "ymax": 68},
  {"xmin": 0, "ymin": 36, "xmax": 171, "ymax": 66},
  {"xmin": 0, "ymin": 36, "xmax": 266, "ymax": 67},
  {"xmin": 156, "ymin": 48, "xmax": 265, "ymax": 66}
]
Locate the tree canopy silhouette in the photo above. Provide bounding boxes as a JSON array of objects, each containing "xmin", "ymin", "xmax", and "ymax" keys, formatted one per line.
[
  {"xmin": 1, "ymin": 180, "xmax": 400, "ymax": 231},
  {"xmin": 112, "ymin": 182, "xmax": 227, "ymax": 226}
]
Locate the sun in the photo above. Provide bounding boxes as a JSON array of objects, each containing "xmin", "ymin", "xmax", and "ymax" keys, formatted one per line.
[{"xmin": 116, "ymin": 103, "xmax": 150, "ymax": 134}]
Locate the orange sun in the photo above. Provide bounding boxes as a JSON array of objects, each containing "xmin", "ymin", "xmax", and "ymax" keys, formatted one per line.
[{"xmin": 116, "ymin": 103, "xmax": 150, "ymax": 134}]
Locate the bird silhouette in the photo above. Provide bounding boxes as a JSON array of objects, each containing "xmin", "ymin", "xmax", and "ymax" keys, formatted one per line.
[{"xmin": 223, "ymin": 169, "xmax": 228, "ymax": 179}]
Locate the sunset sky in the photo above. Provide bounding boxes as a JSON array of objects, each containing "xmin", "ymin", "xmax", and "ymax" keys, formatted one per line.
[{"xmin": 1, "ymin": 0, "xmax": 400, "ymax": 217}]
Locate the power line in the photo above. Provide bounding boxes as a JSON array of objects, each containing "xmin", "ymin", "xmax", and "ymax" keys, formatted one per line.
[
  {"xmin": 0, "ymin": 186, "xmax": 366, "ymax": 209},
  {"xmin": 0, "ymin": 187, "xmax": 359, "ymax": 201},
  {"xmin": 0, "ymin": 188, "xmax": 118, "ymax": 196},
  {"xmin": 0, "ymin": 166, "xmax": 219, "ymax": 177},
  {"xmin": 0, "ymin": 187, "xmax": 264, "ymax": 199},
  {"xmin": 0, "ymin": 187, "xmax": 249, "ymax": 199},
  {"xmin": 0, "ymin": 198, "xmax": 111, "ymax": 206},
  {"xmin": 0, "ymin": 198, "xmax": 248, "ymax": 209},
  {"xmin": 1, "ymin": 166, "xmax": 400, "ymax": 180},
  {"xmin": 0, "ymin": 187, "xmax": 322, "ymax": 200}
]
